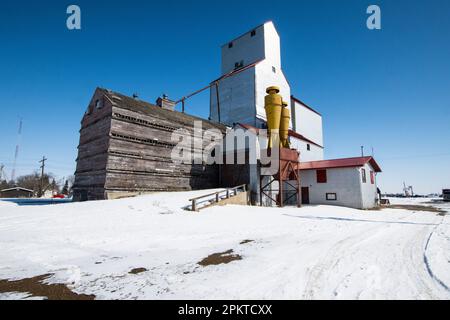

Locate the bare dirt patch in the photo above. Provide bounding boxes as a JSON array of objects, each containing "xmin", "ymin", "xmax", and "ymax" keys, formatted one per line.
[
  {"xmin": 0, "ymin": 274, "xmax": 95, "ymax": 300},
  {"xmin": 198, "ymin": 250, "xmax": 242, "ymax": 267},
  {"xmin": 387, "ymin": 204, "xmax": 446, "ymax": 214},
  {"xmin": 129, "ymin": 268, "xmax": 148, "ymax": 275}
]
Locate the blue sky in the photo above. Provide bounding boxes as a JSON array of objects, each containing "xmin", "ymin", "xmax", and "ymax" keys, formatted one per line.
[{"xmin": 0, "ymin": 0, "xmax": 449, "ymax": 194}]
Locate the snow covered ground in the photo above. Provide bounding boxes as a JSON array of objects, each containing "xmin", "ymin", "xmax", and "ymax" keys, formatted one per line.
[{"xmin": 0, "ymin": 192, "xmax": 449, "ymax": 300}]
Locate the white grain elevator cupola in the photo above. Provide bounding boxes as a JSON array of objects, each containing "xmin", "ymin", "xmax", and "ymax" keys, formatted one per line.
[{"xmin": 210, "ymin": 21, "xmax": 291, "ymax": 128}]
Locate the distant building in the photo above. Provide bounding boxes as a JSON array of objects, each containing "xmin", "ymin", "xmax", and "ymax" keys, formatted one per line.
[
  {"xmin": 443, "ymin": 189, "xmax": 450, "ymax": 202},
  {"xmin": 0, "ymin": 187, "xmax": 34, "ymax": 198}
]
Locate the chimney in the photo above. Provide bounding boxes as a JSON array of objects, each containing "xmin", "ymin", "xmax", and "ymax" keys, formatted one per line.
[{"xmin": 156, "ymin": 94, "xmax": 176, "ymax": 111}]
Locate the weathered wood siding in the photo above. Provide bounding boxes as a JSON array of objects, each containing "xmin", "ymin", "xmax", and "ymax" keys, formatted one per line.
[{"xmin": 73, "ymin": 88, "xmax": 225, "ymax": 201}]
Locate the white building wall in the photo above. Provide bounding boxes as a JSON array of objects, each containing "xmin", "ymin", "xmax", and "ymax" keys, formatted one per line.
[
  {"xmin": 221, "ymin": 22, "xmax": 281, "ymax": 75},
  {"xmin": 290, "ymin": 137, "xmax": 324, "ymax": 162},
  {"xmin": 262, "ymin": 22, "xmax": 282, "ymax": 71},
  {"xmin": 210, "ymin": 67, "xmax": 256, "ymax": 127},
  {"xmin": 255, "ymin": 60, "xmax": 291, "ymax": 127},
  {"xmin": 221, "ymin": 24, "xmax": 265, "ymax": 75},
  {"xmin": 213, "ymin": 21, "xmax": 289, "ymax": 129},
  {"xmin": 291, "ymin": 99, "xmax": 323, "ymax": 146},
  {"xmin": 301, "ymin": 167, "xmax": 363, "ymax": 209},
  {"xmin": 359, "ymin": 163, "xmax": 378, "ymax": 209}
]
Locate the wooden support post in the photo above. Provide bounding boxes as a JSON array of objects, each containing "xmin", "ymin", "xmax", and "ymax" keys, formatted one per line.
[
  {"xmin": 226, "ymin": 189, "xmax": 230, "ymax": 199},
  {"xmin": 279, "ymin": 147, "xmax": 283, "ymax": 208},
  {"xmin": 192, "ymin": 199, "xmax": 197, "ymax": 212},
  {"xmin": 259, "ymin": 174, "xmax": 263, "ymax": 206},
  {"xmin": 182, "ymin": 99, "xmax": 185, "ymax": 113},
  {"xmin": 216, "ymin": 193, "xmax": 219, "ymax": 203},
  {"xmin": 297, "ymin": 165, "xmax": 301, "ymax": 208}
]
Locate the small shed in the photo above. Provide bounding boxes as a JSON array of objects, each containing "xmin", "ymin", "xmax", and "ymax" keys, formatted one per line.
[
  {"xmin": 298, "ymin": 157, "xmax": 382, "ymax": 209},
  {"xmin": 0, "ymin": 187, "xmax": 34, "ymax": 198}
]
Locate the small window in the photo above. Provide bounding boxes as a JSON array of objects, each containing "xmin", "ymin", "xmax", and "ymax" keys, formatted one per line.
[
  {"xmin": 361, "ymin": 168, "xmax": 367, "ymax": 183},
  {"xmin": 326, "ymin": 193, "xmax": 337, "ymax": 201},
  {"xmin": 95, "ymin": 99, "xmax": 103, "ymax": 109},
  {"xmin": 370, "ymin": 171, "xmax": 375, "ymax": 184},
  {"xmin": 272, "ymin": 66, "xmax": 276, "ymax": 73},
  {"xmin": 228, "ymin": 42, "xmax": 233, "ymax": 48},
  {"xmin": 251, "ymin": 30, "xmax": 256, "ymax": 37},
  {"xmin": 234, "ymin": 60, "xmax": 244, "ymax": 69},
  {"xmin": 316, "ymin": 169, "xmax": 327, "ymax": 183},
  {"xmin": 307, "ymin": 144, "xmax": 311, "ymax": 151}
]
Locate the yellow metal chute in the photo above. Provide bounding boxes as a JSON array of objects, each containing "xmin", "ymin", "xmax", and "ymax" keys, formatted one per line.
[
  {"xmin": 280, "ymin": 100, "xmax": 290, "ymax": 148},
  {"xmin": 264, "ymin": 86, "xmax": 290, "ymax": 148},
  {"xmin": 264, "ymin": 86, "xmax": 282, "ymax": 148}
]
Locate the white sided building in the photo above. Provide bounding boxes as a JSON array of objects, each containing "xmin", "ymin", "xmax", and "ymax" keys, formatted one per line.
[
  {"xmin": 209, "ymin": 21, "xmax": 324, "ymax": 162},
  {"xmin": 209, "ymin": 21, "xmax": 382, "ymax": 209},
  {"xmin": 299, "ymin": 157, "xmax": 382, "ymax": 209}
]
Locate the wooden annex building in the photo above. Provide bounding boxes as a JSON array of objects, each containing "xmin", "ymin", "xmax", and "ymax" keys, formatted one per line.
[{"xmin": 73, "ymin": 88, "xmax": 226, "ymax": 201}]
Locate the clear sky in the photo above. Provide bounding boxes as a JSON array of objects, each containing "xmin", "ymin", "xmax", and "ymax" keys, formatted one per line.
[{"xmin": 0, "ymin": 0, "xmax": 449, "ymax": 194}]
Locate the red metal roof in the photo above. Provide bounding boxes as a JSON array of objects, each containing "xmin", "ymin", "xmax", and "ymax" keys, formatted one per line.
[
  {"xmin": 237, "ymin": 123, "xmax": 323, "ymax": 148},
  {"xmin": 298, "ymin": 156, "xmax": 382, "ymax": 172}
]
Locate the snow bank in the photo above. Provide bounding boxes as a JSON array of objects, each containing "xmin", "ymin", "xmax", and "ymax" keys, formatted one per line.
[{"xmin": 0, "ymin": 200, "xmax": 17, "ymax": 208}]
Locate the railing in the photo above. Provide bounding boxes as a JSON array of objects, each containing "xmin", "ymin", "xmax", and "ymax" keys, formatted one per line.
[{"xmin": 188, "ymin": 184, "xmax": 247, "ymax": 212}]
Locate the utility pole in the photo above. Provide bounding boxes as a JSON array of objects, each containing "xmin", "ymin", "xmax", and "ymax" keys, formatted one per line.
[
  {"xmin": 361, "ymin": 146, "xmax": 364, "ymax": 157},
  {"xmin": 39, "ymin": 156, "xmax": 47, "ymax": 197},
  {"xmin": 11, "ymin": 118, "xmax": 23, "ymax": 182}
]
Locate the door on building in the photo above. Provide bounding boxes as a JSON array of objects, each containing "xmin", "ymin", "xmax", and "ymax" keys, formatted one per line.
[{"xmin": 301, "ymin": 187, "xmax": 310, "ymax": 204}]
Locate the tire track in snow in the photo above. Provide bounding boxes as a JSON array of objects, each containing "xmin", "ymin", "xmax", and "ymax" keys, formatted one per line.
[
  {"xmin": 422, "ymin": 215, "xmax": 450, "ymax": 292},
  {"xmin": 301, "ymin": 211, "xmax": 446, "ymax": 299},
  {"xmin": 302, "ymin": 220, "xmax": 387, "ymax": 299}
]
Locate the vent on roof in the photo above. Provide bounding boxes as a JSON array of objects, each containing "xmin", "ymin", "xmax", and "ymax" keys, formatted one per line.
[{"xmin": 156, "ymin": 94, "xmax": 176, "ymax": 111}]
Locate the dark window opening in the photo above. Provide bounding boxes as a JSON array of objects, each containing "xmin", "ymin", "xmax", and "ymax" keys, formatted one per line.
[
  {"xmin": 228, "ymin": 42, "xmax": 233, "ymax": 48},
  {"xmin": 316, "ymin": 169, "xmax": 327, "ymax": 183},
  {"xmin": 326, "ymin": 193, "xmax": 337, "ymax": 201},
  {"xmin": 95, "ymin": 99, "xmax": 103, "ymax": 109},
  {"xmin": 234, "ymin": 60, "xmax": 244, "ymax": 69},
  {"xmin": 251, "ymin": 30, "xmax": 256, "ymax": 37},
  {"xmin": 362, "ymin": 168, "xmax": 367, "ymax": 183},
  {"xmin": 370, "ymin": 171, "xmax": 375, "ymax": 184},
  {"xmin": 307, "ymin": 144, "xmax": 311, "ymax": 151},
  {"xmin": 272, "ymin": 66, "xmax": 276, "ymax": 73}
]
